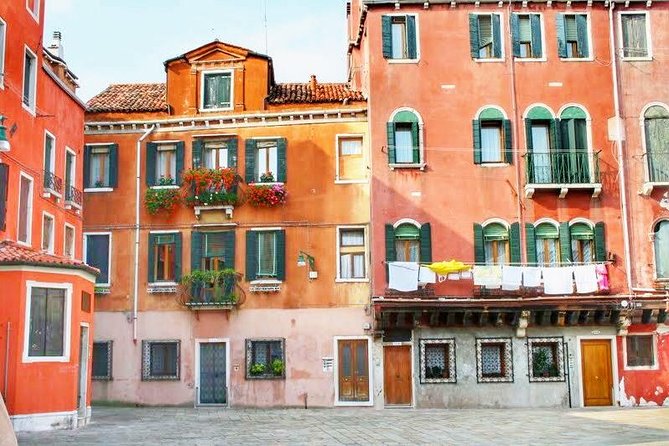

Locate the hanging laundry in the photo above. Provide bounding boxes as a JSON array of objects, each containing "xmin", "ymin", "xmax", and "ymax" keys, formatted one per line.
[
  {"xmin": 438, "ymin": 275, "xmax": 448, "ymax": 283},
  {"xmin": 595, "ymin": 264, "xmax": 610, "ymax": 291},
  {"xmin": 501, "ymin": 266, "xmax": 523, "ymax": 291},
  {"xmin": 460, "ymin": 270, "xmax": 473, "ymax": 280},
  {"xmin": 542, "ymin": 266, "xmax": 574, "ymax": 295},
  {"xmin": 447, "ymin": 273, "xmax": 460, "ymax": 280},
  {"xmin": 388, "ymin": 262, "xmax": 420, "ymax": 292},
  {"xmin": 418, "ymin": 266, "xmax": 437, "ymax": 284},
  {"xmin": 473, "ymin": 265, "xmax": 502, "ymax": 289},
  {"xmin": 426, "ymin": 260, "xmax": 470, "ymax": 275},
  {"xmin": 522, "ymin": 267, "xmax": 542, "ymax": 288},
  {"xmin": 573, "ymin": 264, "xmax": 598, "ymax": 294}
]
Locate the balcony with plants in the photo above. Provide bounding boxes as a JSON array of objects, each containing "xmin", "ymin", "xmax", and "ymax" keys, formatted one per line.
[
  {"xmin": 178, "ymin": 268, "xmax": 244, "ymax": 310},
  {"xmin": 523, "ymin": 150, "xmax": 601, "ymax": 198},
  {"xmin": 145, "ymin": 177, "xmax": 181, "ymax": 215},
  {"xmin": 182, "ymin": 168, "xmax": 241, "ymax": 219}
]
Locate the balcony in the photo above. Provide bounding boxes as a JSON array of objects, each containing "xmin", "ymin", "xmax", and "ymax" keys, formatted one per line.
[
  {"xmin": 182, "ymin": 168, "xmax": 240, "ymax": 221},
  {"xmin": 641, "ymin": 151, "xmax": 669, "ymax": 196},
  {"xmin": 178, "ymin": 269, "xmax": 245, "ymax": 310},
  {"xmin": 65, "ymin": 184, "xmax": 83, "ymax": 210},
  {"xmin": 42, "ymin": 170, "xmax": 63, "ymax": 199},
  {"xmin": 524, "ymin": 150, "xmax": 601, "ymax": 198}
]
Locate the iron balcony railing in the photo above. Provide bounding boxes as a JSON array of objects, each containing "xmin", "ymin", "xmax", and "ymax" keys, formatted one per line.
[
  {"xmin": 65, "ymin": 184, "xmax": 83, "ymax": 207},
  {"xmin": 43, "ymin": 170, "xmax": 63, "ymax": 195},
  {"xmin": 647, "ymin": 151, "xmax": 669, "ymax": 183},
  {"xmin": 525, "ymin": 150, "xmax": 600, "ymax": 185}
]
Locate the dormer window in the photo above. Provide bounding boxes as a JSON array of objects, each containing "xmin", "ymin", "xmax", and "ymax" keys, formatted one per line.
[{"xmin": 201, "ymin": 70, "xmax": 233, "ymax": 112}]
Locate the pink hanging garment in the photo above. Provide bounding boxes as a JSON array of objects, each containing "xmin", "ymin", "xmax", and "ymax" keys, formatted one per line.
[{"xmin": 595, "ymin": 264, "xmax": 609, "ymax": 291}]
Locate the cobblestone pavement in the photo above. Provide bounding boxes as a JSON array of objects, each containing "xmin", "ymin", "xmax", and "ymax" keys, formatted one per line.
[{"xmin": 17, "ymin": 406, "xmax": 669, "ymax": 446}]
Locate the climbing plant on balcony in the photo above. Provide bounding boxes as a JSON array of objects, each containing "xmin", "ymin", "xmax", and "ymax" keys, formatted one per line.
[
  {"xmin": 179, "ymin": 268, "xmax": 240, "ymax": 306},
  {"xmin": 144, "ymin": 177, "xmax": 181, "ymax": 215},
  {"xmin": 246, "ymin": 183, "xmax": 287, "ymax": 207},
  {"xmin": 182, "ymin": 168, "xmax": 240, "ymax": 206}
]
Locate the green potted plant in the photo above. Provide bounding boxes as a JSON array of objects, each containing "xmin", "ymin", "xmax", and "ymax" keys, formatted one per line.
[
  {"xmin": 145, "ymin": 177, "xmax": 181, "ymax": 215},
  {"xmin": 250, "ymin": 363, "xmax": 266, "ymax": 376},
  {"xmin": 271, "ymin": 359, "xmax": 284, "ymax": 376},
  {"xmin": 532, "ymin": 348, "xmax": 552, "ymax": 377}
]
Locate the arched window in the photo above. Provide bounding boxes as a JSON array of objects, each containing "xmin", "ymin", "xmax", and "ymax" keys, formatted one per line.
[
  {"xmin": 654, "ymin": 220, "xmax": 669, "ymax": 278},
  {"xmin": 569, "ymin": 222, "xmax": 594, "ymax": 263},
  {"xmin": 535, "ymin": 222, "xmax": 560, "ymax": 266},
  {"xmin": 387, "ymin": 110, "xmax": 421, "ymax": 165},
  {"xmin": 559, "ymin": 106, "xmax": 589, "ymax": 183},
  {"xmin": 385, "ymin": 221, "xmax": 432, "ymax": 264},
  {"xmin": 473, "ymin": 107, "xmax": 512, "ymax": 165},
  {"xmin": 394, "ymin": 223, "xmax": 421, "ymax": 262},
  {"xmin": 644, "ymin": 105, "xmax": 669, "ymax": 183},
  {"xmin": 525, "ymin": 106, "xmax": 556, "ymax": 184},
  {"xmin": 483, "ymin": 223, "xmax": 509, "ymax": 265}
]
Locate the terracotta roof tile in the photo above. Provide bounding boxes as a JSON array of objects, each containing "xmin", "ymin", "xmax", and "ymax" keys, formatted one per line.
[
  {"xmin": 87, "ymin": 83, "xmax": 167, "ymax": 113},
  {"xmin": 267, "ymin": 81, "xmax": 365, "ymax": 105},
  {"xmin": 0, "ymin": 240, "xmax": 99, "ymax": 275}
]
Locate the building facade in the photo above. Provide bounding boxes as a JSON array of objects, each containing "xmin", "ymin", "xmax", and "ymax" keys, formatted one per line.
[
  {"xmin": 84, "ymin": 41, "xmax": 373, "ymax": 407},
  {"xmin": 0, "ymin": 0, "xmax": 96, "ymax": 432}
]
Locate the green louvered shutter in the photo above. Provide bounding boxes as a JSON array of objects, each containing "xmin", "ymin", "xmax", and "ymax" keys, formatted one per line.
[
  {"xmin": 469, "ymin": 14, "xmax": 480, "ymax": 58},
  {"xmin": 109, "ymin": 144, "xmax": 119, "ymax": 188},
  {"xmin": 276, "ymin": 230, "xmax": 286, "ymax": 281},
  {"xmin": 531, "ymin": 14, "xmax": 542, "ymax": 57},
  {"xmin": 147, "ymin": 233, "xmax": 157, "ymax": 283},
  {"xmin": 511, "ymin": 14, "xmax": 521, "ymax": 57},
  {"xmin": 419, "ymin": 223, "xmax": 432, "ymax": 263},
  {"xmin": 504, "ymin": 119, "xmax": 513, "ymax": 164},
  {"xmin": 0, "ymin": 163, "xmax": 8, "ymax": 231},
  {"xmin": 492, "ymin": 14, "xmax": 502, "ymax": 58},
  {"xmin": 385, "ymin": 224, "xmax": 396, "ymax": 262},
  {"xmin": 473, "ymin": 223, "xmax": 485, "ymax": 264},
  {"xmin": 386, "ymin": 122, "xmax": 396, "ymax": 164},
  {"xmin": 277, "ymin": 138, "xmax": 287, "ymax": 183},
  {"xmin": 550, "ymin": 119, "xmax": 561, "ymax": 150},
  {"xmin": 411, "ymin": 122, "xmax": 420, "ymax": 163},
  {"xmin": 191, "ymin": 231, "xmax": 202, "ymax": 273},
  {"xmin": 509, "ymin": 222, "xmax": 521, "ymax": 264},
  {"xmin": 594, "ymin": 222, "xmax": 606, "ymax": 262},
  {"xmin": 228, "ymin": 138, "xmax": 238, "ymax": 168},
  {"xmin": 175, "ymin": 141, "xmax": 185, "ymax": 185},
  {"xmin": 245, "ymin": 139, "xmax": 256, "ymax": 183},
  {"xmin": 473, "ymin": 119, "xmax": 482, "ymax": 164},
  {"xmin": 223, "ymin": 231, "xmax": 235, "ymax": 268},
  {"xmin": 174, "ymin": 232, "xmax": 183, "ymax": 282},
  {"xmin": 83, "ymin": 146, "xmax": 91, "ymax": 188},
  {"xmin": 146, "ymin": 143, "xmax": 157, "ymax": 186},
  {"xmin": 407, "ymin": 15, "xmax": 417, "ymax": 59},
  {"xmin": 192, "ymin": 139, "xmax": 203, "ymax": 169},
  {"xmin": 382, "ymin": 16, "xmax": 393, "ymax": 59},
  {"xmin": 556, "ymin": 14, "xmax": 568, "ymax": 58},
  {"xmin": 576, "ymin": 14, "xmax": 589, "ymax": 58},
  {"xmin": 525, "ymin": 223, "xmax": 537, "ymax": 266},
  {"xmin": 559, "ymin": 222, "xmax": 572, "ymax": 264},
  {"xmin": 245, "ymin": 231, "xmax": 258, "ymax": 281}
]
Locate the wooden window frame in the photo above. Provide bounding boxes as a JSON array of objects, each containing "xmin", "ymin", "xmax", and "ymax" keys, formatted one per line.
[
  {"xmin": 480, "ymin": 120, "xmax": 504, "ymax": 163},
  {"xmin": 154, "ymin": 144, "xmax": 177, "ymax": 186},
  {"xmin": 199, "ymin": 69, "xmax": 234, "ymax": 112},
  {"xmin": 22, "ymin": 281, "xmax": 72, "ymax": 363},
  {"xmin": 154, "ymin": 237, "xmax": 176, "ymax": 282},
  {"xmin": 337, "ymin": 226, "xmax": 368, "ymax": 281},
  {"xmin": 624, "ymin": 334, "xmax": 658, "ymax": 370},
  {"xmin": 335, "ymin": 134, "xmax": 366, "ymax": 183}
]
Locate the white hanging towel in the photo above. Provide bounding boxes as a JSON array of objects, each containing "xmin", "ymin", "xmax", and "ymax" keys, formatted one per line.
[
  {"xmin": 542, "ymin": 266, "xmax": 574, "ymax": 295},
  {"xmin": 501, "ymin": 266, "xmax": 523, "ymax": 291},
  {"xmin": 573, "ymin": 264, "xmax": 598, "ymax": 294},
  {"xmin": 522, "ymin": 267, "xmax": 542, "ymax": 287},
  {"xmin": 388, "ymin": 262, "xmax": 420, "ymax": 292},
  {"xmin": 418, "ymin": 267, "xmax": 437, "ymax": 284},
  {"xmin": 473, "ymin": 265, "xmax": 502, "ymax": 288},
  {"xmin": 447, "ymin": 273, "xmax": 460, "ymax": 280},
  {"xmin": 460, "ymin": 270, "xmax": 472, "ymax": 280}
]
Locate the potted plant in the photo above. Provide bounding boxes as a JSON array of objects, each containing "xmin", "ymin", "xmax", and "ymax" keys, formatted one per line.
[
  {"xmin": 144, "ymin": 177, "xmax": 181, "ymax": 215},
  {"xmin": 179, "ymin": 268, "xmax": 238, "ymax": 304},
  {"xmin": 182, "ymin": 168, "xmax": 240, "ymax": 207},
  {"xmin": 246, "ymin": 183, "xmax": 287, "ymax": 207},
  {"xmin": 271, "ymin": 359, "xmax": 285, "ymax": 376},
  {"xmin": 260, "ymin": 171, "xmax": 275, "ymax": 183},
  {"xmin": 532, "ymin": 348, "xmax": 553, "ymax": 377},
  {"xmin": 250, "ymin": 363, "xmax": 266, "ymax": 376}
]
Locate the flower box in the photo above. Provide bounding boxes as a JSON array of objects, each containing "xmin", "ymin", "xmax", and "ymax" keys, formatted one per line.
[
  {"xmin": 247, "ymin": 183, "xmax": 287, "ymax": 207},
  {"xmin": 183, "ymin": 168, "xmax": 240, "ymax": 207}
]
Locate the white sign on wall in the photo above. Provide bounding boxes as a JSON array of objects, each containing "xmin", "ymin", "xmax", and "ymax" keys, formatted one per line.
[{"xmin": 322, "ymin": 357, "xmax": 334, "ymax": 372}]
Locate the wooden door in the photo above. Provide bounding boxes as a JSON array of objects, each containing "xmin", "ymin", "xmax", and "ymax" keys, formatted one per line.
[
  {"xmin": 384, "ymin": 345, "xmax": 412, "ymax": 406},
  {"xmin": 338, "ymin": 339, "xmax": 369, "ymax": 402},
  {"xmin": 581, "ymin": 340, "xmax": 613, "ymax": 406}
]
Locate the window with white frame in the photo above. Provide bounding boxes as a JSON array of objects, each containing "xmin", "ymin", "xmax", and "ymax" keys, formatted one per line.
[
  {"xmin": 65, "ymin": 149, "xmax": 75, "ymax": 193},
  {"xmin": 204, "ymin": 140, "xmax": 230, "ymax": 169},
  {"xmin": 644, "ymin": 105, "xmax": 669, "ymax": 184},
  {"xmin": 338, "ymin": 228, "xmax": 366, "ymax": 280},
  {"xmin": 469, "ymin": 13, "xmax": 502, "ymax": 60},
  {"xmin": 27, "ymin": 286, "xmax": 67, "ymax": 358},
  {"xmin": 84, "ymin": 233, "xmax": 111, "ymax": 285},
  {"xmin": 0, "ymin": 18, "xmax": 6, "ymax": 87},
  {"xmin": 381, "ymin": 15, "xmax": 418, "ymax": 60},
  {"xmin": 23, "ymin": 47, "xmax": 37, "ymax": 110},
  {"xmin": 337, "ymin": 136, "xmax": 364, "ymax": 181},
  {"xmin": 620, "ymin": 13, "xmax": 650, "ymax": 59},
  {"xmin": 41, "ymin": 213, "xmax": 54, "ymax": 253},
  {"xmin": 201, "ymin": 71, "xmax": 232, "ymax": 111},
  {"xmin": 257, "ymin": 231, "xmax": 277, "ymax": 277},
  {"xmin": 625, "ymin": 334, "xmax": 656, "ymax": 368},
  {"xmin": 64, "ymin": 224, "xmax": 75, "ymax": 259},
  {"xmin": 142, "ymin": 340, "xmax": 180, "ymax": 380},
  {"xmin": 156, "ymin": 144, "xmax": 176, "ymax": 185},
  {"xmin": 26, "ymin": 0, "xmax": 40, "ymax": 20},
  {"xmin": 512, "ymin": 14, "xmax": 542, "ymax": 59},
  {"xmin": 256, "ymin": 140, "xmax": 278, "ymax": 182},
  {"xmin": 557, "ymin": 14, "xmax": 590, "ymax": 59},
  {"xmin": 87, "ymin": 145, "xmax": 111, "ymax": 188},
  {"xmin": 43, "ymin": 132, "xmax": 55, "ymax": 179},
  {"xmin": 653, "ymin": 220, "xmax": 669, "ymax": 279},
  {"xmin": 17, "ymin": 174, "xmax": 33, "ymax": 245},
  {"xmin": 535, "ymin": 222, "xmax": 560, "ymax": 266}
]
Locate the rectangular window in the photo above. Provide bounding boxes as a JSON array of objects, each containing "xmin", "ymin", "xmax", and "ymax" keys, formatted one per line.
[
  {"xmin": 620, "ymin": 13, "xmax": 650, "ymax": 59},
  {"xmin": 41, "ymin": 213, "xmax": 54, "ymax": 253},
  {"xmin": 28, "ymin": 287, "xmax": 65, "ymax": 357},
  {"xmin": 202, "ymin": 71, "xmax": 232, "ymax": 111},
  {"xmin": 65, "ymin": 150, "xmax": 75, "ymax": 191},
  {"xmin": 153, "ymin": 234, "xmax": 177, "ymax": 282},
  {"xmin": 394, "ymin": 124, "xmax": 414, "ymax": 164},
  {"xmin": 382, "ymin": 15, "xmax": 417, "ymax": 60},
  {"xmin": 26, "ymin": 0, "xmax": 40, "ymax": 20},
  {"xmin": 142, "ymin": 340, "xmax": 180, "ymax": 380},
  {"xmin": 476, "ymin": 338, "xmax": 513, "ymax": 383},
  {"xmin": 0, "ymin": 163, "xmax": 9, "ymax": 231},
  {"xmin": 257, "ymin": 231, "xmax": 277, "ymax": 277},
  {"xmin": 156, "ymin": 144, "xmax": 176, "ymax": 184},
  {"xmin": 256, "ymin": 140, "xmax": 278, "ymax": 182},
  {"xmin": 478, "ymin": 15, "xmax": 494, "ymax": 58},
  {"xmin": 391, "ymin": 17, "xmax": 407, "ymax": 59},
  {"xmin": 337, "ymin": 136, "xmax": 364, "ymax": 181},
  {"xmin": 528, "ymin": 337, "xmax": 565, "ymax": 382},
  {"xmin": 246, "ymin": 338, "xmax": 285, "ymax": 379},
  {"xmin": 92, "ymin": 341, "xmax": 112, "ymax": 380},
  {"xmin": 559, "ymin": 14, "xmax": 590, "ymax": 59},
  {"xmin": 201, "ymin": 232, "xmax": 228, "ymax": 271},
  {"xmin": 203, "ymin": 140, "xmax": 229, "ymax": 170},
  {"xmin": 513, "ymin": 14, "xmax": 542, "ymax": 59},
  {"xmin": 18, "ymin": 174, "xmax": 33, "ymax": 245},
  {"xmin": 419, "ymin": 339, "xmax": 456, "ymax": 384},
  {"xmin": 23, "ymin": 48, "xmax": 37, "ymax": 110},
  {"xmin": 338, "ymin": 228, "xmax": 366, "ymax": 280},
  {"xmin": 625, "ymin": 335, "xmax": 655, "ymax": 368},
  {"xmin": 470, "ymin": 14, "xmax": 502, "ymax": 60},
  {"xmin": 88, "ymin": 146, "xmax": 111, "ymax": 188},
  {"xmin": 0, "ymin": 18, "xmax": 6, "ymax": 87},
  {"xmin": 43, "ymin": 132, "xmax": 55, "ymax": 176},
  {"xmin": 84, "ymin": 233, "xmax": 111, "ymax": 285},
  {"xmin": 480, "ymin": 122, "xmax": 503, "ymax": 163}
]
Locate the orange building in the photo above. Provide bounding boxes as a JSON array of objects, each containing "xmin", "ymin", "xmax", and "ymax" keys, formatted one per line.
[
  {"xmin": 0, "ymin": 1, "xmax": 96, "ymax": 432},
  {"xmin": 84, "ymin": 41, "xmax": 372, "ymax": 407}
]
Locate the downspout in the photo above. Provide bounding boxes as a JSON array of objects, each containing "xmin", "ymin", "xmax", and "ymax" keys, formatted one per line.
[
  {"xmin": 133, "ymin": 125, "xmax": 156, "ymax": 343},
  {"xmin": 608, "ymin": 2, "xmax": 633, "ymax": 293}
]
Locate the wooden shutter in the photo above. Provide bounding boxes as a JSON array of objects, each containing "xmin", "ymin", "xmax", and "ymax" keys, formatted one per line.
[
  {"xmin": 109, "ymin": 144, "xmax": 119, "ymax": 188},
  {"xmin": 192, "ymin": 139, "xmax": 203, "ymax": 169},
  {"xmin": 419, "ymin": 223, "xmax": 432, "ymax": 263},
  {"xmin": 385, "ymin": 224, "xmax": 396, "ymax": 262},
  {"xmin": 228, "ymin": 137, "xmax": 238, "ymax": 168},
  {"xmin": 245, "ymin": 231, "xmax": 258, "ymax": 281},
  {"xmin": 147, "ymin": 233, "xmax": 157, "ymax": 283},
  {"xmin": 556, "ymin": 14, "xmax": 568, "ymax": 58},
  {"xmin": 469, "ymin": 14, "xmax": 480, "ymax": 58},
  {"xmin": 594, "ymin": 222, "xmax": 606, "ymax": 262},
  {"xmin": 276, "ymin": 230, "xmax": 286, "ymax": 281},
  {"xmin": 382, "ymin": 16, "xmax": 393, "ymax": 59},
  {"xmin": 525, "ymin": 223, "xmax": 537, "ymax": 266},
  {"xmin": 576, "ymin": 15, "xmax": 589, "ymax": 58},
  {"xmin": 473, "ymin": 223, "xmax": 485, "ymax": 264},
  {"xmin": 531, "ymin": 14, "xmax": 542, "ymax": 57},
  {"xmin": 0, "ymin": 163, "xmax": 8, "ymax": 231},
  {"xmin": 190, "ymin": 231, "xmax": 202, "ymax": 273},
  {"xmin": 559, "ymin": 222, "xmax": 572, "ymax": 264},
  {"xmin": 511, "ymin": 14, "xmax": 521, "ymax": 57},
  {"xmin": 223, "ymin": 231, "xmax": 235, "ymax": 268},
  {"xmin": 406, "ymin": 15, "xmax": 417, "ymax": 59},
  {"xmin": 174, "ymin": 232, "xmax": 183, "ymax": 282},
  {"xmin": 146, "ymin": 143, "xmax": 157, "ymax": 186},
  {"xmin": 386, "ymin": 122, "xmax": 396, "ymax": 164},
  {"xmin": 492, "ymin": 14, "xmax": 502, "ymax": 58},
  {"xmin": 504, "ymin": 119, "xmax": 513, "ymax": 164},
  {"xmin": 410, "ymin": 122, "xmax": 420, "ymax": 163},
  {"xmin": 245, "ymin": 139, "xmax": 257, "ymax": 183},
  {"xmin": 277, "ymin": 138, "xmax": 287, "ymax": 183},
  {"xmin": 550, "ymin": 119, "xmax": 561, "ymax": 151},
  {"xmin": 83, "ymin": 146, "xmax": 91, "ymax": 188},
  {"xmin": 175, "ymin": 141, "xmax": 185, "ymax": 185},
  {"xmin": 509, "ymin": 223, "xmax": 521, "ymax": 264},
  {"xmin": 472, "ymin": 119, "xmax": 482, "ymax": 164}
]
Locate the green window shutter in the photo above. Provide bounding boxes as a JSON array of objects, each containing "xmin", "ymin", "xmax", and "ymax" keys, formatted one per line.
[
  {"xmin": 473, "ymin": 223, "xmax": 485, "ymax": 263},
  {"xmin": 469, "ymin": 14, "xmax": 480, "ymax": 58},
  {"xmin": 245, "ymin": 231, "xmax": 258, "ymax": 281},
  {"xmin": 406, "ymin": 15, "xmax": 417, "ymax": 59},
  {"xmin": 277, "ymin": 138, "xmax": 287, "ymax": 183},
  {"xmin": 594, "ymin": 222, "xmax": 606, "ymax": 262},
  {"xmin": 525, "ymin": 118, "xmax": 533, "ymax": 151},
  {"xmin": 147, "ymin": 233, "xmax": 157, "ymax": 283},
  {"xmin": 531, "ymin": 14, "xmax": 542, "ymax": 57},
  {"xmin": 109, "ymin": 144, "xmax": 119, "ymax": 188},
  {"xmin": 472, "ymin": 119, "xmax": 482, "ymax": 164},
  {"xmin": 556, "ymin": 14, "xmax": 567, "ymax": 58},
  {"xmin": 191, "ymin": 231, "xmax": 202, "ymax": 273},
  {"xmin": 550, "ymin": 119, "xmax": 561, "ymax": 151},
  {"xmin": 576, "ymin": 14, "xmax": 589, "ymax": 58},
  {"xmin": 492, "ymin": 14, "xmax": 502, "ymax": 58},
  {"xmin": 504, "ymin": 119, "xmax": 513, "ymax": 164},
  {"xmin": 146, "ymin": 142, "xmax": 157, "ymax": 186},
  {"xmin": 223, "ymin": 231, "xmax": 235, "ymax": 268},
  {"xmin": 525, "ymin": 223, "xmax": 537, "ymax": 266},
  {"xmin": 419, "ymin": 223, "xmax": 432, "ymax": 263},
  {"xmin": 174, "ymin": 232, "xmax": 183, "ymax": 282},
  {"xmin": 83, "ymin": 146, "xmax": 91, "ymax": 188},
  {"xmin": 175, "ymin": 141, "xmax": 185, "ymax": 185},
  {"xmin": 386, "ymin": 122, "xmax": 396, "ymax": 164},
  {"xmin": 511, "ymin": 14, "xmax": 521, "ymax": 57},
  {"xmin": 245, "ymin": 139, "xmax": 257, "ymax": 183},
  {"xmin": 0, "ymin": 163, "xmax": 9, "ymax": 231},
  {"xmin": 410, "ymin": 121, "xmax": 420, "ymax": 163},
  {"xmin": 559, "ymin": 222, "xmax": 572, "ymax": 263},
  {"xmin": 382, "ymin": 16, "xmax": 393, "ymax": 59},
  {"xmin": 509, "ymin": 222, "xmax": 521, "ymax": 264},
  {"xmin": 385, "ymin": 224, "xmax": 396, "ymax": 262},
  {"xmin": 192, "ymin": 139, "xmax": 203, "ymax": 169},
  {"xmin": 276, "ymin": 230, "xmax": 286, "ymax": 281},
  {"xmin": 228, "ymin": 138, "xmax": 238, "ymax": 168}
]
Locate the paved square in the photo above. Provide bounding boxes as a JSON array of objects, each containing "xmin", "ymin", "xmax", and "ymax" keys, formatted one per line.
[{"xmin": 17, "ymin": 406, "xmax": 669, "ymax": 445}]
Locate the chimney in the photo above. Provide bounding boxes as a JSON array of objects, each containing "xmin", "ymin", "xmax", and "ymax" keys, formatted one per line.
[
  {"xmin": 310, "ymin": 75, "xmax": 317, "ymax": 92},
  {"xmin": 48, "ymin": 31, "xmax": 64, "ymax": 59}
]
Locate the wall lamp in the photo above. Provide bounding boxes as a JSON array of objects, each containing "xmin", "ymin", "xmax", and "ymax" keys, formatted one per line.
[
  {"xmin": 297, "ymin": 251, "xmax": 318, "ymax": 279},
  {"xmin": 0, "ymin": 116, "xmax": 10, "ymax": 152}
]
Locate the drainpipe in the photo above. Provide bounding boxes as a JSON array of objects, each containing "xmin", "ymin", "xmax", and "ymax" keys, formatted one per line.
[
  {"xmin": 608, "ymin": 3, "xmax": 633, "ymax": 293},
  {"xmin": 133, "ymin": 125, "xmax": 156, "ymax": 343}
]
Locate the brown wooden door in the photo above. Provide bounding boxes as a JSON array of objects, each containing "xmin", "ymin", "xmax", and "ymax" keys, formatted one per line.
[
  {"xmin": 384, "ymin": 345, "xmax": 412, "ymax": 405},
  {"xmin": 581, "ymin": 339, "xmax": 613, "ymax": 406},
  {"xmin": 338, "ymin": 339, "xmax": 369, "ymax": 402}
]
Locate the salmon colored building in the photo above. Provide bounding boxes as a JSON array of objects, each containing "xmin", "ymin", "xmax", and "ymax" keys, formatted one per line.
[
  {"xmin": 348, "ymin": 0, "xmax": 667, "ymax": 408},
  {"xmin": 84, "ymin": 41, "xmax": 373, "ymax": 407},
  {"xmin": 0, "ymin": 0, "xmax": 96, "ymax": 432}
]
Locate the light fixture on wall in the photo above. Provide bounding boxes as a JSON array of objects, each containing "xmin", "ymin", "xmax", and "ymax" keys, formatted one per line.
[
  {"xmin": 0, "ymin": 116, "xmax": 10, "ymax": 152},
  {"xmin": 297, "ymin": 251, "xmax": 317, "ymax": 279}
]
